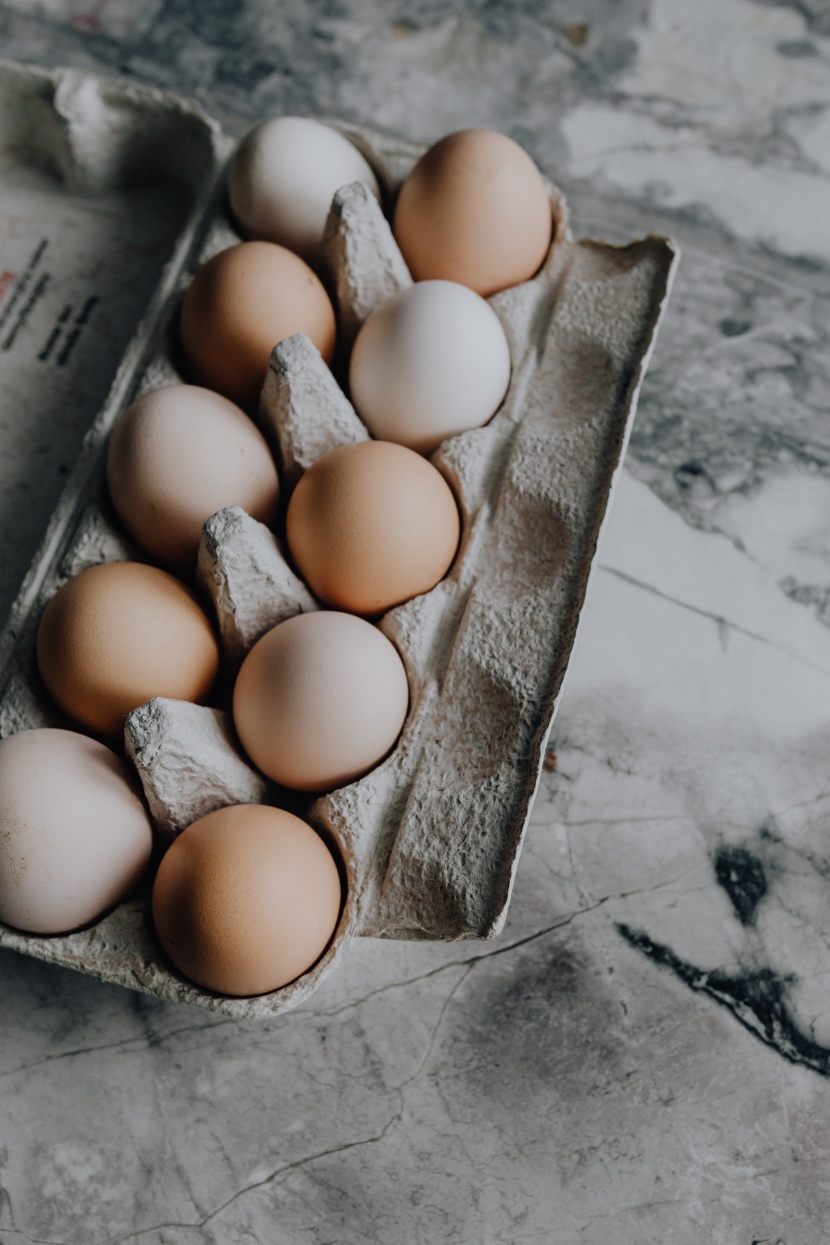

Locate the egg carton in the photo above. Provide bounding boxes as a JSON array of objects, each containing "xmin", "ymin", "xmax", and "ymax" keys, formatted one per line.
[{"xmin": 0, "ymin": 59, "xmax": 679, "ymax": 1017}]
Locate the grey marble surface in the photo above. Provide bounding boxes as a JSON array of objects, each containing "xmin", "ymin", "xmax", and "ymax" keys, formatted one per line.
[{"xmin": 1, "ymin": 1, "xmax": 830, "ymax": 1240}]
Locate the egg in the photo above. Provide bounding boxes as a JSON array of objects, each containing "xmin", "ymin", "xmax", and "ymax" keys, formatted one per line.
[
  {"xmin": 349, "ymin": 281, "xmax": 511, "ymax": 453},
  {"xmin": 393, "ymin": 128, "xmax": 553, "ymax": 297},
  {"xmin": 180, "ymin": 241, "xmax": 336, "ymax": 411},
  {"xmin": 37, "ymin": 561, "xmax": 220, "ymax": 737},
  {"xmin": 0, "ymin": 729, "xmax": 153, "ymax": 934},
  {"xmin": 107, "ymin": 384, "xmax": 280, "ymax": 570},
  {"xmin": 152, "ymin": 804, "xmax": 342, "ymax": 996},
  {"xmin": 228, "ymin": 115, "xmax": 381, "ymax": 266},
  {"xmin": 286, "ymin": 441, "xmax": 460, "ymax": 615},
  {"xmin": 233, "ymin": 611, "xmax": 409, "ymax": 792}
]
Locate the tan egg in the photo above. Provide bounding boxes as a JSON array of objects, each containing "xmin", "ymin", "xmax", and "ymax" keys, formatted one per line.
[
  {"xmin": 0, "ymin": 728, "xmax": 153, "ymax": 935},
  {"xmin": 233, "ymin": 610, "xmax": 409, "ymax": 792},
  {"xmin": 286, "ymin": 441, "xmax": 460, "ymax": 615},
  {"xmin": 179, "ymin": 241, "xmax": 336, "ymax": 411},
  {"xmin": 152, "ymin": 804, "xmax": 342, "ymax": 997},
  {"xmin": 393, "ymin": 128, "xmax": 553, "ymax": 297},
  {"xmin": 36, "ymin": 561, "xmax": 220, "ymax": 738},
  {"xmin": 107, "ymin": 384, "xmax": 280, "ymax": 570}
]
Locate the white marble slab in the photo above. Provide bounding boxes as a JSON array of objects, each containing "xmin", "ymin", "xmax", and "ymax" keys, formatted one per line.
[{"xmin": 0, "ymin": 0, "xmax": 829, "ymax": 1238}]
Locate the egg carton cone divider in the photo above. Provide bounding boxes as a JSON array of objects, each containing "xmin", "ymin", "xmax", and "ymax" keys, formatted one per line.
[{"xmin": 0, "ymin": 60, "xmax": 679, "ymax": 1017}]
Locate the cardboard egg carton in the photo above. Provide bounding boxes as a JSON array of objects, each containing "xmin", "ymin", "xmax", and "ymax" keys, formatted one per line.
[{"xmin": 0, "ymin": 59, "xmax": 679, "ymax": 1017}]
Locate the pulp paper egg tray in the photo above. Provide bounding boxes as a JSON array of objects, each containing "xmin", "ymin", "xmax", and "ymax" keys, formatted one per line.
[{"xmin": 0, "ymin": 59, "xmax": 679, "ymax": 1017}]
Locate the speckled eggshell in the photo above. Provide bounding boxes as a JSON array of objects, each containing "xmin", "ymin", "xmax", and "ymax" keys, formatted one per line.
[
  {"xmin": 228, "ymin": 115, "xmax": 381, "ymax": 266},
  {"xmin": 348, "ymin": 280, "xmax": 511, "ymax": 453},
  {"xmin": 0, "ymin": 728, "xmax": 153, "ymax": 935},
  {"xmin": 36, "ymin": 562, "xmax": 220, "ymax": 737},
  {"xmin": 393, "ymin": 128, "xmax": 553, "ymax": 297},
  {"xmin": 152, "ymin": 803, "xmax": 342, "ymax": 996},
  {"xmin": 286, "ymin": 440, "xmax": 460, "ymax": 615},
  {"xmin": 180, "ymin": 241, "xmax": 337, "ymax": 411},
  {"xmin": 107, "ymin": 384, "xmax": 280, "ymax": 570},
  {"xmin": 233, "ymin": 611, "xmax": 409, "ymax": 792}
]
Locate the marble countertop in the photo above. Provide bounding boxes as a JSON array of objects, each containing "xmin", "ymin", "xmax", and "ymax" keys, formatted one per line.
[{"xmin": 1, "ymin": 1, "xmax": 829, "ymax": 1240}]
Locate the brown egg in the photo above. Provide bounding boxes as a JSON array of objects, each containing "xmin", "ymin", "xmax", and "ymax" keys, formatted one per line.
[
  {"xmin": 179, "ymin": 241, "xmax": 336, "ymax": 411},
  {"xmin": 233, "ymin": 611, "xmax": 409, "ymax": 792},
  {"xmin": 36, "ymin": 561, "xmax": 220, "ymax": 737},
  {"xmin": 152, "ymin": 804, "xmax": 343, "ymax": 996},
  {"xmin": 286, "ymin": 441, "xmax": 460, "ymax": 615},
  {"xmin": 107, "ymin": 384, "xmax": 280, "ymax": 570},
  {"xmin": 393, "ymin": 128, "xmax": 553, "ymax": 297}
]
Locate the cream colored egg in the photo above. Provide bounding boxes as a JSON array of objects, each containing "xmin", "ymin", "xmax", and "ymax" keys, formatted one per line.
[
  {"xmin": 286, "ymin": 441, "xmax": 460, "ymax": 615},
  {"xmin": 36, "ymin": 561, "xmax": 220, "ymax": 738},
  {"xmin": 229, "ymin": 115, "xmax": 381, "ymax": 266},
  {"xmin": 107, "ymin": 384, "xmax": 280, "ymax": 569},
  {"xmin": 180, "ymin": 241, "xmax": 337, "ymax": 411},
  {"xmin": 0, "ymin": 729, "xmax": 153, "ymax": 935},
  {"xmin": 393, "ymin": 128, "xmax": 553, "ymax": 297},
  {"xmin": 349, "ymin": 281, "xmax": 511, "ymax": 453},
  {"xmin": 233, "ymin": 611, "xmax": 409, "ymax": 792},
  {"xmin": 152, "ymin": 804, "xmax": 342, "ymax": 996}
]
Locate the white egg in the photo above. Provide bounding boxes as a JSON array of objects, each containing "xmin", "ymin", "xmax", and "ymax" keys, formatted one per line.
[
  {"xmin": 0, "ymin": 729, "xmax": 153, "ymax": 934},
  {"xmin": 348, "ymin": 280, "xmax": 512, "ymax": 454},
  {"xmin": 228, "ymin": 115, "xmax": 381, "ymax": 265}
]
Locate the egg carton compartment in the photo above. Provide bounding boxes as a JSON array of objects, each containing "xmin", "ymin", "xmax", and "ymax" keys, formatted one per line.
[{"xmin": 0, "ymin": 60, "xmax": 679, "ymax": 1018}]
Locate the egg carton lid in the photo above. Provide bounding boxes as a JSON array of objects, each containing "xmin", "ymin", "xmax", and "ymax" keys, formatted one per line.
[{"xmin": 0, "ymin": 59, "xmax": 679, "ymax": 1017}]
